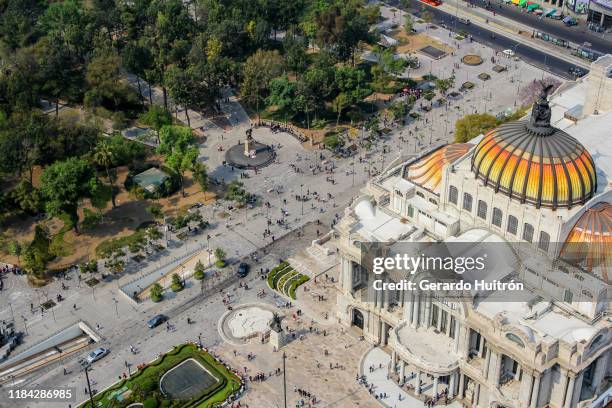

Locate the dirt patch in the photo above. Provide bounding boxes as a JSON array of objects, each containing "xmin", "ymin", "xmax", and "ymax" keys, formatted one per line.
[
  {"xmin": 462, "ymin": 54, "xmax": 484, "ymax": 66},
  {"xmin": 394, "ymin": 31, "xmax": 454, "ymax": 55}
]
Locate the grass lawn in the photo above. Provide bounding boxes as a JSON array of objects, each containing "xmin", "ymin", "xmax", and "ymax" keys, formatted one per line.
[{"xmin": 81, "ymin": 344, "xmax": 241, "ymax": 408}]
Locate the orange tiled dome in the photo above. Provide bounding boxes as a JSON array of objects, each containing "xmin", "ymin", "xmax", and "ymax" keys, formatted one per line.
[
  {"xmin": 471, "ymin": 121, "xmax": 597, "ymax": 209},
  {"xmin": 560, "ymin": 202, "xmax": 610, "ymax": 281},
  {"xmin": 404, "ymin": 144, "xmax": 472, "ymax": 194}
]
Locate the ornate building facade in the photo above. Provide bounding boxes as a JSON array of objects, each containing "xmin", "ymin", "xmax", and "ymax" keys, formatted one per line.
[{"xmin": 334, "ymin": 57, "xmax": 612, "ymax": 408}]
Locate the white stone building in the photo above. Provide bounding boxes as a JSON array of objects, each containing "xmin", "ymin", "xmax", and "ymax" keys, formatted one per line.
[{"xmin": 333, "ymin": 56, "xmax": 612, "ymax": 408}]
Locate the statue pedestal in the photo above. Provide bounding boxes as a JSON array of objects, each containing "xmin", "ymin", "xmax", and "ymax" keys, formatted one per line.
[
  {"xmin": 244, "ymin": 139, "xmax": 251, "ymax": 156},
  {"xmin": 269, "ymin": 329, "xmax": 287, "ymax": 350}
]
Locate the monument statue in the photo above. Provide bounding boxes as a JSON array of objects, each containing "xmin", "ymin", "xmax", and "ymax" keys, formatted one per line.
[
  {"xmin": 270, "ymin": 313, "xmax": 283, "ymax": 333},
  {"xmin": 529, "ymin": 82, "xmax": 554, "ymax": 129}
]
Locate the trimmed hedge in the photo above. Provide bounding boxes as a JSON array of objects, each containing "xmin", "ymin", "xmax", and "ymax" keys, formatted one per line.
[{"xmin": 81, "ymin": 344, "xmax": 241, "ymax": 408}]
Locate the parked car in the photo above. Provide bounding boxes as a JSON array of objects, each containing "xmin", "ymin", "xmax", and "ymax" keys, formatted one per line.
[
  {"xmin": 568, "ymin": 67, "xmax": 586, "ymax": 77},
  {"xmin": 147, "ymin": 314, "xmax": 167, "ymax": 328},
  {"xmin": 503, "ymin": 49, "xmax": 515, "ymax": 57},
  {"xmin": 457, "ymin": 17, "xmax": 471, "ymax": 25},
  {"xmin": 237, "ymin": 263, "xmax": 249, "ymax": 278},
  {"xmin": 86, "ymin": 348, "xmax": 109, "ymax": 365}
]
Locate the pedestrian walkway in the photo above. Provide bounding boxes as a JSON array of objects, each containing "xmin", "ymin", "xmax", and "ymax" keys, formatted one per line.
[{"xmin": 359, "ymin": 347, "xmax": 462, "ymax": 408}]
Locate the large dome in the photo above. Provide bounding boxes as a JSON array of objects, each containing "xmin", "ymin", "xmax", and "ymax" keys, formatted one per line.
[{"xmin": 471, "ymin": 121, "xmax": 597, "ymax": 209}]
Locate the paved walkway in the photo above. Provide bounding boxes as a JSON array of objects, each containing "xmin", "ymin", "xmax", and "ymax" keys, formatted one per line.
[{"xmin": 359, "ymin": 348, "xmax": 462, "ymax": 408}]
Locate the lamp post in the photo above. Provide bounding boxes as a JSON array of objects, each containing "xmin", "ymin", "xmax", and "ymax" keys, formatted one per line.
[
  {"xmin": 112, "ymin": 297, "xmax": 119, "ymax": 318},
  {"xmin": 22, "ymin": 315, "xmax": 28, "ymax": 335},
  {"xmin": 84, "ymin": 365, "xmax": 95, "ymax": 408},
  {"xmin": 300, "ymin": 184, "xmax": 304, "ymax": 216},
  {"xmin": 282, "ymin": 352, "xmax": 287, "ymax": 408}
]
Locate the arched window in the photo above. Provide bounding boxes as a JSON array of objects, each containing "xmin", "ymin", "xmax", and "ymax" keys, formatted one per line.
[
  {"xmin": 506, "ymin": 333, "xmax": 525, "ymax": 348},
  {"xmin": 463, "ymin": 193, "xmax": 473, "ymax": 212},
  {"xmin": 448, "ymin": 186, "xmax": 458, "ymax": 205},
  {"xmin": 429, "ymin": 198, "xmax": 438, "ymax": 205},
  {"xmin": 477, "ymin": 200, "xmax": 487, "ymax": 219},
  {"xmin": 492, "ymin": 207, "xmax": 502, "ymax": 227},
  {"xmin": 539, "ymin": 231, "xmax": 550, "ymax": 252},
  {"xmin": 507, "ymin": 215, "xmax": 518, "ymax": 235},
  {"xmin": 417, "ymin": 191, "xmax": 425, "ymax": 199},
  {"xmin": 523, "ymin": 223, "xmax": 534, "ymax": 243}
]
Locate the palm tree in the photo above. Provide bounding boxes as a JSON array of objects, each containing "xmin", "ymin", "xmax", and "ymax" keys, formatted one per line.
[{"xmin": 94, "ymin": 140, "xmax": 116, "ymax": 208}]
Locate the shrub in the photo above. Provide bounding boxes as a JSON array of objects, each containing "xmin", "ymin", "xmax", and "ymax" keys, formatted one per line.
[
  {"xmin": 143, "ymin": 397, "xmax": 159, "ymax": 408},
  {"xmin": 215, "ymin": 260, "xmax": 226, "ymax": 268},
  {"xmin": 194, "ymin": 260, "xmax": 205, "ymax": 280},
  {"xmin": 140, "ymin": 377, "xmax": 158, "ymax": 393}
]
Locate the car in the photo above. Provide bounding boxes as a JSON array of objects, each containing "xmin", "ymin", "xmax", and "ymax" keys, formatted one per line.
[
  {"xmin": 457, "ymin": 17, "xmax": 471, "ymax": 25},
  {"xmin": 147, "ymin": 314, "xmax": 167, "ymax": 328},
  {"xmin": 86, "ymin": 347, "xmax": 109, "ymax": 364},
  {"xmin": 502, "ymin": 49, "xmax": 515, "ymax": 57},
  {"xmin": 237, "ymin": 263, "xmax": 249, "ymax": 277}
]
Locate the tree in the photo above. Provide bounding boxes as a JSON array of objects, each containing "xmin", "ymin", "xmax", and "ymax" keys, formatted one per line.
[
  {"xmin": 157, "ymin": 125, "xmax": 193, "ymax": 156},
  {"xmin": 266, "ymin": 76, "xmax": 297, "ymax": 114},
  {"xmin": 389, "ymin": 100, "xmax": 410, "ymax": 121},
  {"xmin": 334, "ymin": 66, "xmax": 370, "ymax": 105},
  {"xmin": 171, "ymin": 273, "xmax": 184, "ymax": 292},
  {"xmin": 166, "ymin": 147, "xmax": 198, "ymax": 197},
  {"xmin": 423, "ymin": 90, "xmax": 435, "ymax": 107},
  {"xmin": 404, "ymin": 15, "xmax": 414, "ymax": 34},
  {"xmin": 9, "ymin": 180, "xmax": 43, "ymax": 215},
  {"xmin": 84, "ymin": 51, "xmax": 139, "ymax": 111},
  {"xmin": 284, "ymin": 35, "xmax": 309, "ymax": 76},
  {"xmin": 454, "ymin": 113, "xmax": 499, "ymax": 143},
  {"xmin": 94, "ymin": 140, "xmax": 117, "ymax": 208},
  {"xmin": 140, "ymin": 105, "xmax": 172, "ymax": 144},
  {"xmin": 332, "ymin": 93, "xmax": 349, "ymax": 126},
  {"xmin": 225, "ymin": 181, "xmax": 250, "ymax": 205},
  {"xmin": 39, "ymin": 158, "xmax": 97, "ymax": 233},
  {"xmin": 8, "ymin": 240, "xmax": 22, "ymax": 264},
  {"xmin": 192, "ymin": 162, "xmax": 208, "ymax": 193},
  {"xmin": 150, "ymin": 282, "xmax": 163, "ymax": 302},
  {"xmin": 241, "ymin": 49, "xmax": 283, "ymax": 119},
  {"xmin": 519, "ymin": 77, "xmax": 562, "ymax": 107},
  {"xmin": 214, "ymin": 247, "xmax": 226, "ymax": 268},
  {"xmin": 194, "ymin": 260, "xmax": 205, "ymax": 280},
  {"xmin": 435, "ymin": 76, "xmax": 455, "ymax": 96}
]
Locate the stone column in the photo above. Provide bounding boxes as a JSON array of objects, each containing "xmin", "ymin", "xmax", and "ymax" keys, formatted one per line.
[
  {"xmin": 454, "ymin": 321, "xmax": 460, "ymax": 353},
  {"xmin": 458, "ymin": 373, "xmax": 465, "ymax": 399},
  {"xmin": 475, "ymin": 383, "xmax": 481, "ymax": 406},
  {"xmin": 478, "ymin": 335, "xmax": 485, "ymax": 356},
  {"xmin": 415, "ymin": 371, "xmax": 422, "ymax": 395},
  {"xmin": 436, "ymin": 306, "xmax": 443, "ymax": 331},
  {"xmin": 515, "ymin": 365, "xmax": 522, "ymax": 381},
  {"xmin": 483, "ymin": 348, "xmax": 492, "ymax": 380},
  {"xmin": 381, "ymin": 321, "xmax": 387, "ymax": 345},
  {"xmin": 493, "ymin": 352, "xmax": 503, "ymax": 386},
  {"xmin": 445, "ymin": 313, "xmax": 452, "ymax": 336},
  {"xmin": 571, "ymin": 372, "xmax": 584, "ymax": 408},
  {"xmin": 519, "ymin": 372, "xmax": 534, "ymax": 404},
  {"xmin": 433, "ymin": 376, "xmax": 439, "ymax": 397},
  {"xmin": 391, "ymin": 349, "xmax": 397, "ymax": 373},
  {"xmin": 425, "ymin": 296, "xmax": 432, "ymax": 327},
  {"xmin": 399, "ymin": 361, "xmax": 406, "ymax": 384},
  {"xmin": 449, "ymin": 371, "xmax": 456, "ymax": 397},
  {"xmin": 592, "ymin": 352, "xmax": 609, "ymax": 394},
  {"xmin": 411, "ymin": 294, "xmax": 420, "ymax": 328},
  {"xmin": 564, "ymin": 374, "xmax": 576, "ymax": 408},
  {"xmin": 463, "ymin": 327, "xmax": 470, "ymax": 359},
  {"xmin": 530, "ymin": 373, "xmax": 541, "ymax": 408},
  {"xmin": 556, "ymin": 369, "xmax": 569, "ymax": 408},
  {"xmin": 406, "ymin": 292, "xmax": 414, "ymax": 322}
]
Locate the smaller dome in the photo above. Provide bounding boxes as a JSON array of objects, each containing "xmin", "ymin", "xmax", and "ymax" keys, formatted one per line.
[
  {"xmin": 354, "ymin": 199, "xmax": 376, "ymax": 219},
  {"xmin": 404, "ymin": 144, "xmax": 472, "ymax": 194},
  {"xmin": 560, "ymin": 202, "xmax": 611, "ymax": 282}
]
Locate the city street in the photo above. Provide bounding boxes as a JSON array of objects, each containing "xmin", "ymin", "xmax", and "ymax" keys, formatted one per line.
[{"xmin": 392, "ymin": 0, "xmax": 590, "ymax": 78}]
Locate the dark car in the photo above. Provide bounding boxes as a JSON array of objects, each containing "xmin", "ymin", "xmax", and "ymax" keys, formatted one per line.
[
  {"xmin": 147, "ymin": 314, "xmax": 167, "ymax": 328},
  {"xmin": 237, "ymin": 263, "xmax": 249, "ymax": 278}
]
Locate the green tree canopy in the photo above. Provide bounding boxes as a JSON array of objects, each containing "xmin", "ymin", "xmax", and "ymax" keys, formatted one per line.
[
  {"xmin": 454, "ymin": 113, "xmax": 499, "ymax": 143},
  {"xmin": 39, "ymin": 157, "xmax": 97, "ymax": 232}
]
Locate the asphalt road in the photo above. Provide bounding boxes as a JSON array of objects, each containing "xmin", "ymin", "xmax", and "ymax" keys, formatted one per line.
[
  {"xmin": 465, "ymin": 0, "xmax": 611, "ymax": 54},
  {"xmin": 392, "ymin": 0, "xmax": 588, "ymax": 79}
]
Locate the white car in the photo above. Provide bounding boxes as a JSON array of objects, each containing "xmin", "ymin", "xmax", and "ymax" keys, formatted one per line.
[
  {"xmin": 503, "ymin": 49, "xmax": 515, "ymax": 57},
  {"xmin": 85, "ymin": 347, "xmax": 109, "ymax": 365}
]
